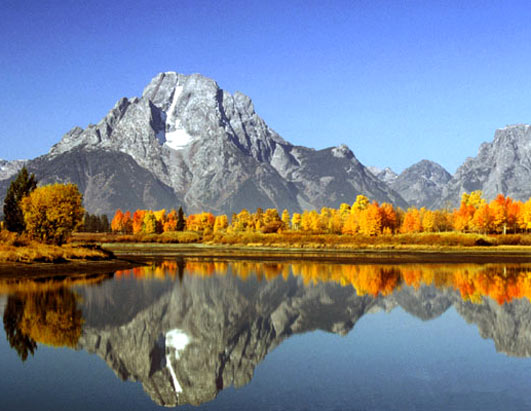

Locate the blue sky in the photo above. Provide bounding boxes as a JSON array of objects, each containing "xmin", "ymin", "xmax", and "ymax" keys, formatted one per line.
[{"xmin": 2, "ymin": 0, "xmax": 531, "ymax": 173}]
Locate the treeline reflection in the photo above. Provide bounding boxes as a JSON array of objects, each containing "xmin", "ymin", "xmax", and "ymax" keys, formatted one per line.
[
  {"xmin": 116, "ymin": 261, "xmax": 531, "ymax": 305},
  {"xmin": 1, "ymin": 274, "xmax": 109, "ymax": 361}
]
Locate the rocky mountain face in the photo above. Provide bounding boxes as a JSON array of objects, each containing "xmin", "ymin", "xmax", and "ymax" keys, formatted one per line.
[
  {"xmin": 389, "ymin": 160, "xmax": 452, "ymax": 209},
  {"xmin": 367, "ymin": 166, "xmax": 398, "ymax": 185},
  {"xmin": 0, "ymin": 72, "xmax": 407, "ymax": 216},
  {"xmin": 0, "ymin": 159, "xmax": 26, "ymax": 181},
  {"xmin": 437, "ymin": 124, "xmax": 531, "ymax": 208}
]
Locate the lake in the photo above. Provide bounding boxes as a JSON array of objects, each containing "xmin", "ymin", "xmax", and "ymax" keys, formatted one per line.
[{"xmin": 1, "ymin": 259, "xmax": 531, "ymax": 410}]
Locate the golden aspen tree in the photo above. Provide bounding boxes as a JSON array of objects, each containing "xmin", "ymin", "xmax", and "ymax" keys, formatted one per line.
[
  {"xmin": 163, "ymin": 209, "xmax": 178, "ymax": 232},
  {"xmin": 328, "ymin": 210, "xmax": 343, "ymax": 234},
  {"xmin": 471, "ymin": 203, "xmax": 493, "ymax": 234},
  {"xmin": 132, "ymin": 210, "xmax": 146, "ymax": 234},
  {"xmin": 352, "ymin": 195, "xmax": 369, "ymax": 212},
  {"xmin": 143, "ymin": 211, "xmax": 157, "ymax": 234},
  {"xmin": 309, "ymin": 210, "xmax": 321, "ymax": 232},
  {"xmin": 421, "ymin": 209, "xmax": 435, "ymax": 232},
  {"xmin": 214, "ymin": 215, "xmax": 228, "ymax": 232},
  {"xmin": 301, "ymin": 210, "xmax": 312, "ymax": 231},
  {"xmin": 359, "ymin": 202, "xmax": 382, "ymax": 236},
  {"xmin": 401, "ymin": 208, "xmax": 422, "ymax": 233},
  {"xmin": 519, "ymin": 198, "xmax": 531, "ymax": 232},
  {"xmin": 342, "ymin": 213, "xmax": 359, "ymax": 234},
  {"xmin": 281, "ymin": 209, "xmax": 291, "ymax": 229},
  {"xmin": 21, "ymin": 183, "xmax": 84, "ymax": 244},
  {"xmin": 379, "ymin": 203, "xmax": 398, "ymax": 234},
  {"xmin": 122, "ymin": 211, "xmax": 133, "ymax": 234},
  {"xmin": 291, "ymin": 213, "xmax": 302, "ymax": 230},
  {"xmin": 111, "ymin": 209, "xmax": 124, "ymax": 233},
  {"xmin": 339, "ymin": 203, "xmax": 351, "ymax": 218}
]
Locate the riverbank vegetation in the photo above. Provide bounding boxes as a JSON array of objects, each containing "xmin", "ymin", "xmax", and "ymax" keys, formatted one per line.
[
  {"xmin": 100, "ymin": 191, "xmax": 531, "ymax": 248},
  {"xmin": 0, "ymin": 231, "xmax": 110, "ymax": 263},
  {"xmin": 0, "ymin": 168, "xmax": 110, "ymax": 264}
]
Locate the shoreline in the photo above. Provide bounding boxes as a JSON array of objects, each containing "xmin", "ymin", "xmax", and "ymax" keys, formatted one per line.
[
  {"xmin": 1, "ymin": 242, "xmax": 531, "ymax": 281},
  {"xmin": 103, "ymin": 243, "xmax": 531, "ymax": 264},
  {"xmin": 0, "ymin": 257, "xmax": 144, "ymax": 280}
]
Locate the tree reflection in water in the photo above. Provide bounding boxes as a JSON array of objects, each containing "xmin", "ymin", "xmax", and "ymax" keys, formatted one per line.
[
  {"xmin": 1, "ymin": 277, "xmax": 99, "ymax": 361},
  {"xmin": 116, "ymin": 260, "xmax": 531, "ymax": 305}
]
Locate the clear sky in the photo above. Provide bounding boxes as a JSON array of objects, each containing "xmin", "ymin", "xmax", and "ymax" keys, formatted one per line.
[{"xmin": 2, "ymin": 0, "xmax": 531, "ymax": 173}]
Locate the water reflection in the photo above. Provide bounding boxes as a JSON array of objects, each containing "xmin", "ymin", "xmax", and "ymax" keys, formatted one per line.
[
  {"xmin": 3, "ymin": 261, "xmax": 531, "ymax": 407},
  {"xmin": 1, "ymin": 273, "xmax": 110, "ymax": 361}
]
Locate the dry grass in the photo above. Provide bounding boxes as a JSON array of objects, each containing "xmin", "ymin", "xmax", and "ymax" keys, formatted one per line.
[
  {"xmin": 205, "ymin": 232, "xmax": 500, "ymax": 248},
  {"xmin": 0, "ymin": 231, "xmax": 110, "ymax": 263},
  {"xmin": 71, "ymin": 230, "xmax": 531, "ymax": 249},
  {"xmin": 72, "ymin": 231, "xmax": 201, "ymax": 244}
]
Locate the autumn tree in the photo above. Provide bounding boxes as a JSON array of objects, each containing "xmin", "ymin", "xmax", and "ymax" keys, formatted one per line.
[
  {"xmin": 281, "ymin": 209, "xmax": 291, "ymax": 229},
  {"xmin": 379, "ymin": 203, "xmax": 398, "ymax": 234},
  {"xmin": 231, "ymin": 209, "xmax": 251, "ymax": 232},
  {"xmin": 452, "ymin": 192, "xmax": 483, "ymax": 232},
  {"xmin": 401, "ymin": 208, "xmax": 422, "ymax": 233},
  {"xmin": 111, "ymin": 209, "xmax": 125, "ymax": 233},
  {"xmin": 358, "ymin": 202, "xmax": 382, "ymax": 236},
  {"xmin": 143, "ymin": 211, "xmax": 158, "ymax": 234},
  {"xmin": 122, "ymin": 211, "xmax": 133, "ymax": 234},
  {"xmin": 261, "ymin": 209, "xmax": 283, "ymax": 233},
  {"xmin": 3, "ymin": 167, "xmax": 37, "ymax": 233},
  {"xmin": 214, "ymin": 215, "xmax": 228, "ymax": 232},
  {"xmin": 328, "ymin": 210, "xmax": 343, "ymax": 234},
  {"xmin": 20, "ymin": 183, "xmax": 84, "ymax": 245},
  {"xmin": 291, "ymin": 212, "xmax": 302, "ymax": 230},
  {"xmin": 471, "ymin": 203, "xmax": 493, "ymax": 234},
  {"xmin": 421, "ymin": 209, "xmax": 435, "ymax": 232},
  {"xmin": 163, "ymin": 209, "xmax": 178, "ymax": 232},
  {"xmin": 519, "ymin": 198, "xmax": 531, "ymax": 232},
  {"xmin": 132, "ymin": 210, "xmax": 146, "ymax": 234}
]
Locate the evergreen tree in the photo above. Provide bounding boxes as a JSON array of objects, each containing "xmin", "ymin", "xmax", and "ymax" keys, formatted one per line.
[
  {"xmin": 177, "ymin": 206, "xmax": 185, "ymax": 231},
  {"xmin": 100, "ymin": 215, "xmax": 110, "ymax": 233},
  {"xmin": 3, "ymin": 167, "xmax": 37, "ymax": 233}
]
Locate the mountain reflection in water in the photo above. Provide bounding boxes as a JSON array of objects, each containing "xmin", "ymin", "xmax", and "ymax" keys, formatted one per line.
[{"xmin": 3, "ymin": 261, "xmax": 531, "ymax": 408}]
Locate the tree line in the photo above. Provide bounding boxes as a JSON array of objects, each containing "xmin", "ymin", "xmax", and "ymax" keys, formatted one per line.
[{"xmin": 109, "ymin": 190, "xmax": 531, "ymax": 236}]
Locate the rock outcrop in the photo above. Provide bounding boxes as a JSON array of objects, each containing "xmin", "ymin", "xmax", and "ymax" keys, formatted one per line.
[
  {"xmin": 438, "ymin": 124, "xmax": 531, "ymax": 207},
  {"xmin": 390, "ymin": 160, "xmax": 452, "ymax": 209}
]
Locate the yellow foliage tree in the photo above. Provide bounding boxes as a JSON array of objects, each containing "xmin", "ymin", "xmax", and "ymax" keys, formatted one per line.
[
  {"xmin": 20, "ymin": 183, "xmax": 84, "ymax": 245},
  {"xmin": 281, "ymin": 209, "xmax": 291, "ymax": 229},
  {"xmin": 291, "ymin": 213, "xmax": 302, "ymax": 230},
  {"xmin": 214, "ymin": 215, "xmax": 228, "ymax": 232}
]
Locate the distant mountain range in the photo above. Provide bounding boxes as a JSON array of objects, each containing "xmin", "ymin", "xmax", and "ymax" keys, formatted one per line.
[{"xmin": 1, "ymin": 71, "xmax": 531, "ymax": 215}]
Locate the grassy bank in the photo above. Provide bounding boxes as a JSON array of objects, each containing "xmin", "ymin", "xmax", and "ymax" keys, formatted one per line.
[
  {"xmin": 73, "ymin": 231, "xmax": 531, "ymax": 249},
  {"xmin": 0, "ymin": 231, "xmax": 111, "ymax": 264}
]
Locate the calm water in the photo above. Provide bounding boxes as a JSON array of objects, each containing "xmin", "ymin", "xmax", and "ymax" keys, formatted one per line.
[{"xmin": 1, "ymin": 260, "xmax": 531, "ymax": 410}]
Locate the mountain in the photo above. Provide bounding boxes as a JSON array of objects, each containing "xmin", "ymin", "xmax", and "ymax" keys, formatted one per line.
[
  {"xmin": 438, "ymin": 124, "xmax": 531, "ymax": 208},
  {"xmin": 0, "ymin": 72, "xmax": 408, "ymax": 216},
  {"xmin": 0, "ymin": 159, "xmax": 26, "ymax": 181},
  {"xmin": 367, "ymin": 166, "xmax": 398, "ymax": 185},
  {"xmin": 389, "ymin": 160, "xmax": 452, "ymax": 209}
]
